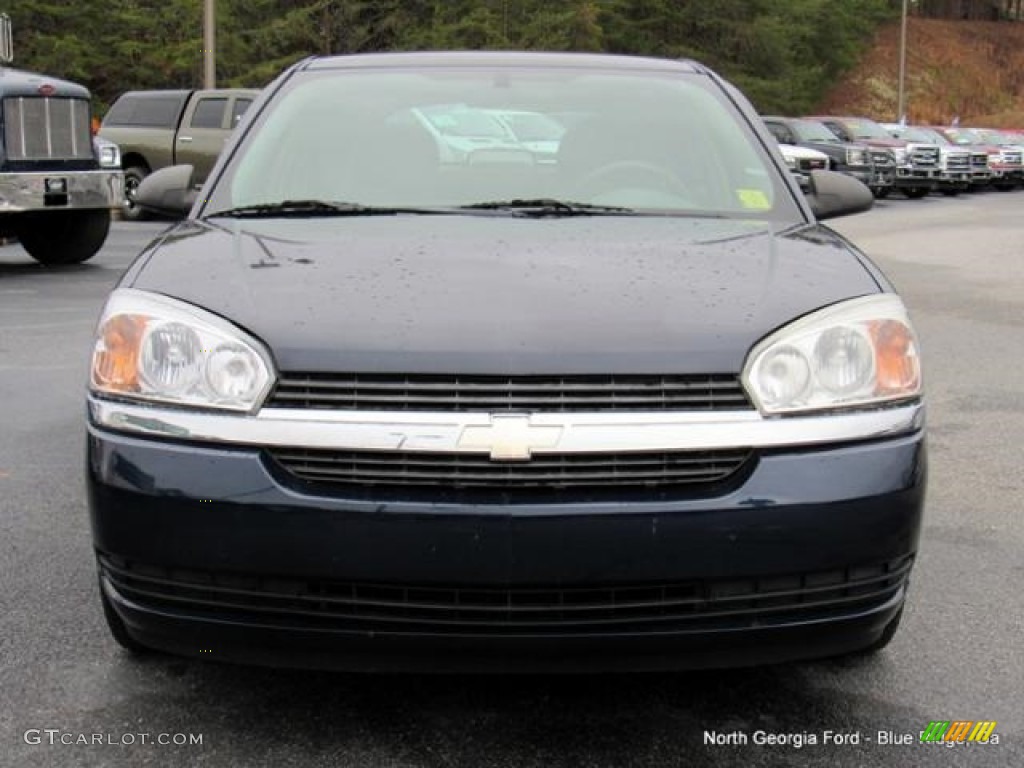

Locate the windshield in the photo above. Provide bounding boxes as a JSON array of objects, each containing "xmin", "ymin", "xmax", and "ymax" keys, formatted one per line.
[
  {"xmin": 793, "ymin": 120, "xmax": 842, "ymax": 143},
  {"xmin": 844, "ymin": 119, "xmax": 891, "ymax": 140},
  {"xmin": 490, "ymin": 110, "xmax": 566, "ymax": 142},
  {"xmin": 419, "ymin": 105, "xmax": 512, "ymax": 140},
  {"xmin": 941, "ymin": 128, "xmax": 982, "ymax": 145},
  {"xmin": 208, "ymin": 65, "xmax": 795, "ymax": 219},
  {"xmin": 895, "ymin": 127, "xmax": 937, "ymax": 143},
  {"xmin": 912, "ymin": 128, "xmax": 950, "ymax": 145},
  {"xmin": 982, "ymin": 129, "xmax": 1021, "ymax": 146}
]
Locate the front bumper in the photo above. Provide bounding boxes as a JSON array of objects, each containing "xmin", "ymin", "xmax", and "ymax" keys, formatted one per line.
[
  {"xmin": 893, "ymin": 166, "xmax": 939, "ymax": 187},
  {"xmin": 87, "ymin": 399, "xmax": 926, "ymax": 672},
  {"xmin": 836, "ymin": 167, "xmax": 881, "ymax": 188},
  {"xmin": 937, "ymin": 170, "xmax": 971, "ymax": 186},
  {"xmin": 989, "ymin": 167, "xmax": 1023, "ymax": 183},
  {"xmin": 0, "ymin": 169, "xmax": 123, "ymax": 212}
]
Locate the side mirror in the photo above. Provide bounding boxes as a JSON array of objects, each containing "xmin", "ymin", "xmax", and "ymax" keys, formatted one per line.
[
  {"xmin": 805, "ymin": 169, "xmax": 874, "ymax": 220},
  {"xmin": 134, "ymin": 165, "xmax": 197, "ymax": 217}
]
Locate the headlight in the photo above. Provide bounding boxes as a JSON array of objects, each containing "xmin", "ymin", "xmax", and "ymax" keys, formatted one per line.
[
  {"xmin": 891, "ymin": 147, "xmax": 907, "ymax": 163},
  {"xmin": 90, "ymin": 289, "xmax": 274, "ymax": 412},
  {"xmin": 97, "ymin": 144, "xmax": 121, "ymax": 169},
  {"xmin": 742, "ymin": 295, "xmax": 921, "ymax": 415},
  {"xmin": 846, "ymin": 148, "xmax": 868, "ymax": 166}
]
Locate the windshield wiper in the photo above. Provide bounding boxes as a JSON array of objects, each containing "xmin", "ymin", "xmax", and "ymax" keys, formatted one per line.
[
  {"xmin": 209, "ymin": 200, "xmax": 448, "ymax": 218},
  {"xmin": 459, "ymin": 199, "xmax": 634, "ymax": 216}
]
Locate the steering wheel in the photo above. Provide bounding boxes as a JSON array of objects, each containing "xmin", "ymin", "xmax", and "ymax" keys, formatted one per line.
[{"xmin": 575, "ymin": 161, "xmax": 688, "ymax": 198}]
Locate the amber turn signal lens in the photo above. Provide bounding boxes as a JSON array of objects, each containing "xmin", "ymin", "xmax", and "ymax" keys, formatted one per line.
[
  {"xmin": 871, "ymin": 319, "xmax": 920, "ymax": 395},
  {"xmin": 92, "ymin": 314, "xmax": 147, "ymax": 392}
]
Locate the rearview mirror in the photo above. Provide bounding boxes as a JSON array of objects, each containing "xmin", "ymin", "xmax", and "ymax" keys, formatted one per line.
[
  {"xmin": 805, "ymin": 170, "xmax": 874, "ymax": 220},
  {"xmin": 134, "ymin": 165, "xmax": 197, "ymax": 217}
]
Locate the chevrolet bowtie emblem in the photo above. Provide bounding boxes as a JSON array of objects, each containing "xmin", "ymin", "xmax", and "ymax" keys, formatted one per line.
[{"xmin": 458, "ymin": 415, "xmax": 563, "ymax": 461}]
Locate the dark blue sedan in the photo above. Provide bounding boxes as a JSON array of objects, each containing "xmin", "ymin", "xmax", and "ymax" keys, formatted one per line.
[{"xmin": 86, "ymin": 52, "xmax": 923, "ymax": 672}]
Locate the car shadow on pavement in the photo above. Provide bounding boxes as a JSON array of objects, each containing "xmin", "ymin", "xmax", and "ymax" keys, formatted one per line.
[{"xmin": 87, "ymin": 650, "xmax": 963, "ymax": 768}]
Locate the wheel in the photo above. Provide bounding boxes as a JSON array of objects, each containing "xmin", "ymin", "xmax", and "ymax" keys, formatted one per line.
[
  {"xmin": 872, "ymin": 187, "xmax": 890, "ymax": 199},
  {"xmin": 99, "ymin": 577, "xmax": 152, "ymax": 654},
  {"xmin": 902, "ymin": 186, "xmax": 929, "ymax": 199},
  {"xmin": 939, "ymin": 186, "xmax": 959, "ymax": 197},
  {"xmin": 15, "ymin": 209, "xmax": 110, "ymax": 265},
  {"xmin": 992, "ymin": 181, "xmax": 1016, "ymax": 192},
  {"xmin": 576, "ymin": 161, "xmax": 688, "ymax": 198},
  {"xmin": 122, "ymin": 166, "xmax": 151, "ymax": 221}
]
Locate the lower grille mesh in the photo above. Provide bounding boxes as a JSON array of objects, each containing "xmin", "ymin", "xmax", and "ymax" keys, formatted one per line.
[{"xmin": 100, "ymin": 554, "xmax": 914, "ymax": 636}]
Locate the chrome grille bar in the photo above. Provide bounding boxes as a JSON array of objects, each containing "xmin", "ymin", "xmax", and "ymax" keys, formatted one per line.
[
  {"xmin": 2, "ymin": 96, "xmax": 93, "ymax": 161},
  {"xmin": 268, "ymin": 372, "xmax": 753, "ymax": 412}
]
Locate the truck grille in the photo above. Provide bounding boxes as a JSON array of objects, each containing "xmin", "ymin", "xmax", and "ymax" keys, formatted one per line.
[
  {"xmin": 970, "ymin": 152, "xmax": 989, "ymax": 168},
  {"xmin": 2, "ymin": 96, "xmax": 92, "ymax": 161},
  {"xmin": 797, "ymin": 157, "xmax": 827, "ymax": 172},
  {"xmin": 869, "ymin": 150, "xmax": 895, "ymax": 168},
  {"xmin": 908, "ymin": 145, "xmax": 939, "ymax": 167},
  {"xmin": 99, "ymin": 553, "xmax": 914, "ymax": 636},
  {"xmin": 945, "ymin": 151, "xmax": 970, "ymax": 171},
  {"xmin": 267, "ymin": 447, "xmax": 753, "ymax": 491},
  {"xmin": 1000, "ymin": 149, "xmax": 1023, "ymax": 167},
  {"xmin": 268, "ymin": 372, "xmax": 753, "ymax": 412}
]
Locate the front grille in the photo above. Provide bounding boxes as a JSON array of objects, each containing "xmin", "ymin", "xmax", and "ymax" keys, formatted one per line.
[
  {"xmin": 268, "ymin": 447, "xmax": 753, "ymax": 491},
  {"xmin": 1000, "ymin": 150, "xmax": 1023, "ymax": 167},
  {"xmin": 945, "ymin": 152, "xmax": 970, "ymax": 171},
  {"xmin": 797, "ymin": 157, "xmax": 827, "ymax": 172},
  {"xmin": 908, "ymin": 145, "xmax": 939, "ymax": 167},
  {"xmin": 99, "ymin": 553, "xmax": 914, "ymax": 636},
  {"xmin": 267, "ymin": 372, "xmax": 753, "ymax": 412},
  {"xmin": 3, "ymin": 96, "xmax": 92, "ymax": 161},
  {"xmin": 870, "ymin": 150, "xmax": 895, "ymax": 167},
  {"xmin": 971, "ymin": 152, "xmax": 989, "ymax": 168}
]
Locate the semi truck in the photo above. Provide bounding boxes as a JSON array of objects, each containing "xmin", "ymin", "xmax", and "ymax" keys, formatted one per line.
[{"xmin": 0, "ymin": 14, "xmax": 122, "ymax": 265}]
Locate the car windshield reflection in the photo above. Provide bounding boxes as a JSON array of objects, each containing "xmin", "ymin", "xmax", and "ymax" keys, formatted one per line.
[{"xmin": 208, "ymin": 67, "xmax": 793, "ymax": 220}]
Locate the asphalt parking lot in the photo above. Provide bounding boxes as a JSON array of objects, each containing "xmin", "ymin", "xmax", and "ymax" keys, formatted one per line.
[{"xmin": 1, "ymin": 192, "xmax": 1022, "ymax": 767}]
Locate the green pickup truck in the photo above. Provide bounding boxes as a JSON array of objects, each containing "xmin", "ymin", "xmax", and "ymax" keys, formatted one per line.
[{"xmin": 98, "ymin": 88, "xmax": 258, "ymax": 219}]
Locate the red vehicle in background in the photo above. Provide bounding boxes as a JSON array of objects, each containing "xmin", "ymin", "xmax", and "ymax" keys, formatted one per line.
[{"xmin": 932, "ymin": 127, "xmax": 1023, "ymax": 191}]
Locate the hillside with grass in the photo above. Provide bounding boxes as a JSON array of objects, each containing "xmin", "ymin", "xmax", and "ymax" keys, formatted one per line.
[{"xmin": 819, "ymin": 17, "xmax": 1024, "ymax": 126}]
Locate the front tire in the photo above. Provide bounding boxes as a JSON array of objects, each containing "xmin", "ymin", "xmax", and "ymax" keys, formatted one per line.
[
  {"xmin": 122, "ymin": 166, "xmax": 151, "ymax": 221},
  {"xmin": 15, "ymin": 209, "xmax": 111, "ymax": 265},
  {"xmin": 902, "ymin": 186, "xmax": 929, "ymax": 199}
]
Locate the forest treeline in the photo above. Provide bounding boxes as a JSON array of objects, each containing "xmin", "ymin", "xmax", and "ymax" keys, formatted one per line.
[{"xmin": 0, "ymin": 0, "xmax": 966, "ymax": 115}]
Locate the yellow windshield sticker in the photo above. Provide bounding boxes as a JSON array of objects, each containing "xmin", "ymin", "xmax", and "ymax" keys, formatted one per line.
[{"xmin": 737, "ymin": 189, "xmax": 771, "ymax": 210}]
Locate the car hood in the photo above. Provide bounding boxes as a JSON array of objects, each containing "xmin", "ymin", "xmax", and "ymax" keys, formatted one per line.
[
  {"xmin": 859, "ymin": 138, "xmax": 906, "ymax": 149},
  {"xmin": 780, "ymin": 144, "xmax": 828, "ymax": 161},
  {"xmin": 127, "ymin": 216, "xmax": 881, "ymax": 375},
  {"xmin": 802, "ymin": 141, "xmax": 848, "ymax": 155}
]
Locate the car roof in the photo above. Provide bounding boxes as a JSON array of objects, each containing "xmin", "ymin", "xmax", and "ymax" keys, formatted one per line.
[{"xmin": 302, "ymin": 51, "xmax": 707, "ymax": 74}]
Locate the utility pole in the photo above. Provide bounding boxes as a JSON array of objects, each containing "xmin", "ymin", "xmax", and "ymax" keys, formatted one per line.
[
  {"xmin": 896, "ymin": 0, "xmax": 908, "ymax": 123},
  {"xmin": 203, "ymin": 0, "xmax": 216, "ymax": 89}
]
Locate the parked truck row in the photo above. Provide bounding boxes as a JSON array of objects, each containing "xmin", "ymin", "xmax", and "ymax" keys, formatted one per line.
[{"xmin": 764, "ymin": 113, "xmax": 1024, "ymax": 198}]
